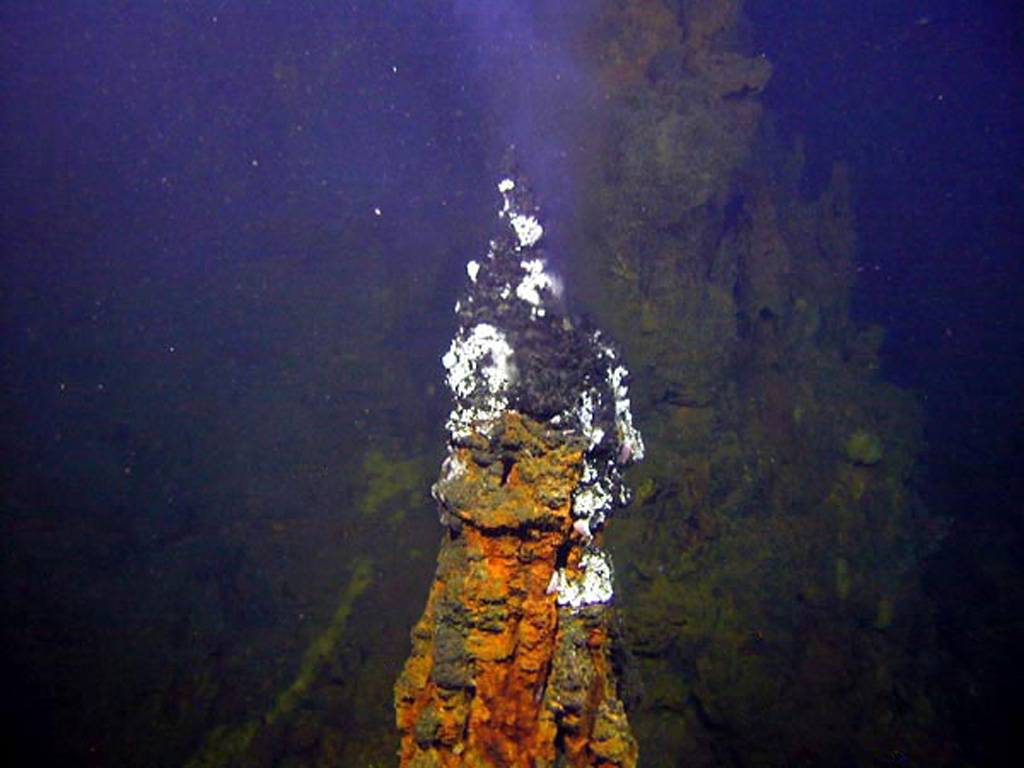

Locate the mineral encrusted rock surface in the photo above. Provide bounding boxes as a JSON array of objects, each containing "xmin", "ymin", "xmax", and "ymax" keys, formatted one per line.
[{"xmin": 394, "ymin": 166, "xmax": 642, "ymax": 767}]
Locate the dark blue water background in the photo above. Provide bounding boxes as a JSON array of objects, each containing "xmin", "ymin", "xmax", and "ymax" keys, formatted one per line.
[{"xmin": 1, "ymin": 1, "xmax": 1020, "ymax": 764}]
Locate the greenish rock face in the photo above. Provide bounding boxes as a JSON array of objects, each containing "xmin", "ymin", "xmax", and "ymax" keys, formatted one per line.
[{"xmin": 845, "ymin": 430, "xmax": 884, "ymax": 466}]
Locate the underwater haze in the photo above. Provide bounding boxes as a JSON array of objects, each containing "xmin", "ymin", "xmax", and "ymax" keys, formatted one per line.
[{"xmin": 1, "ymin": 1, "xmax": 1021, "ymax": 766}]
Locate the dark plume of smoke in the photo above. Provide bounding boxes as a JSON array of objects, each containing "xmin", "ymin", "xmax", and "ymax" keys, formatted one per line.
[{"xmin": 452, "ymin": 0, "xmax": 599, "ymax": 229}]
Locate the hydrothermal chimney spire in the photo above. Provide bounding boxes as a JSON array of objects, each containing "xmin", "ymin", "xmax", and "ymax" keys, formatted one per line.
[{"xmin": 395, "ymin": 161, "xmax": 642, "ymax": 767}]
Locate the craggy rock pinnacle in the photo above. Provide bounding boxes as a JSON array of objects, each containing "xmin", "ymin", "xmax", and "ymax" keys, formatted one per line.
[{"xmin": 394, "ymin": 164, "xmax": 644, "ymax": 767}]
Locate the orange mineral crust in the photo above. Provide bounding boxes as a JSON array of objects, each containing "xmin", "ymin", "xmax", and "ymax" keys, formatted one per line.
[{"xmin": 394, "ymin": 411, "xmax": 637, "ymax": 767}]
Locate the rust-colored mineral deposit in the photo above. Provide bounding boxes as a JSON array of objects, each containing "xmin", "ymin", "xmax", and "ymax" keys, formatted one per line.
[
  {"xmin": 395, "ymin": 412, "xmax": 636, "ymax": 767},
  {"xmin": 395, "ymin": 164, "xmax": 642, "ymax": 766}
]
